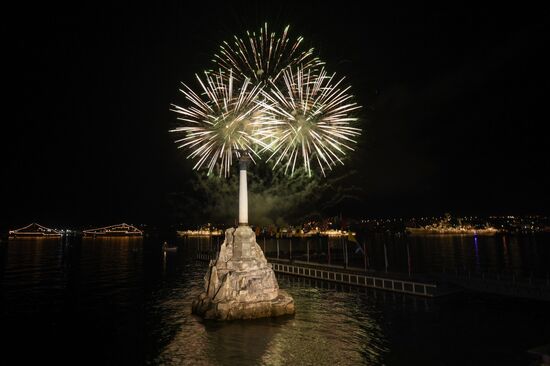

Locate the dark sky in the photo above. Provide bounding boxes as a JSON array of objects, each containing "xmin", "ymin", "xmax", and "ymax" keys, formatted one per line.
[{"xmin": 2, "ymin": 2, "xmax": 549, "ymax": 228}]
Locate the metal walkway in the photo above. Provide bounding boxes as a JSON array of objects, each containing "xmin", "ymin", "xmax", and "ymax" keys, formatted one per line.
[{"xmin": 196, "ymin": 253, "xmax": 458, "ymax": 298}]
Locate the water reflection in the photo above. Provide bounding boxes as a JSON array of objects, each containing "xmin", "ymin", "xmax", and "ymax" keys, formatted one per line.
[
  {"xmin": 151, "ymin": 269, "xmax": 388, "ymax": 366},
  {"xmin": 474, "ymin": 236, "xmax": 480, "ymax": 271},
  {"xmin": 2, "ymin": 235, "xmax": 549, "ymax": 365},
  {"xmin": 501, "ymin": 236, "xmax": 509, "ymax": 271},
  {"xmin": 251, "ymin": 233, "xmax": 550, "ymax": 277}
]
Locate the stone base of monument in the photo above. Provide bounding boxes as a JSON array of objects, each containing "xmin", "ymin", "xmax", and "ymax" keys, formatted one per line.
[{"xmin": 192, "ymin": 226, "xmax": 295, "ymax": 320}]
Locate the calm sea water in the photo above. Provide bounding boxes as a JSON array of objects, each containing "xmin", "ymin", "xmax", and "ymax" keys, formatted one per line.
[
  {"xmin": 1, "ymin": 235, "xmax": 549, "ymax": 365},
  {"xmin": 197, "ymin": 233, "xmax": 550, "ymax": 277}
]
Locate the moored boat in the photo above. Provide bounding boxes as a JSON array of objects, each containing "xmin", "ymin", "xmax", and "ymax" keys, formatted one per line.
[
  {"xmin": 9, "ymin": 223, "xmax": 62, "ymax": 238},
  {"xmin": 406, "ymin": 226, "xmax": 498, "ymax": 235},
  {"xmin": 83, "ymin": 223, "xmax": 143, "ymax": 237},
  {"xmin": 176, "ymin": 229, "xmax": 223, "ymax": 237}
]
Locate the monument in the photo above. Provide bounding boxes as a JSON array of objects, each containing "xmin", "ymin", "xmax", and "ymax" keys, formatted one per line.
[
  {"xmin": 192, "ymin": 153, "xmax": 295, "ymax": 320},
  {"xmin": 172, "ymin": 25, "xmax": 361, "ymax": 320}
]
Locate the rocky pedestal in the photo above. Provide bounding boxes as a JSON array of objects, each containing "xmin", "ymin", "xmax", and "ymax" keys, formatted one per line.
[{"xmin": 192, "ymin": 226, "xmax": 295, "ymax": 320}]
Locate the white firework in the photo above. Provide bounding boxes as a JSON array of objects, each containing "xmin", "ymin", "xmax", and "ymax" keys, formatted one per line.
[
  {"xmin": 213, "ymin": 23, "xmax": 323, "ymax": 83},
  {"xmin": 170, "ymin": 70, "xmax": 270, "ymax": 176},
  {"xmin": 258, "ymin": 66, "xmax": 362, "ymax": 176}
]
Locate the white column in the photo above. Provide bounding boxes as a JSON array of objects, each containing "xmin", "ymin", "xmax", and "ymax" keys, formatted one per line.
[{"xmin": 238, "ymin": 158, "xmax": 249, "ymax": 225}]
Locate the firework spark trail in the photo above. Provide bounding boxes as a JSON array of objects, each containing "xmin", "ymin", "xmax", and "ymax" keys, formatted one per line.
[
  {"xmin": 258, "ymin": 66, "xmax": 362, "ymax": 177},
  {"xmin": 171, "ymin": 25, "xmax": 362, "ymax": 178},
  {"xmin": 170, "ymin": 70, "xmax": 272, "ymax": 177},
  {"xmin": 213, "ymin": 23, "xmax": 324, "ymax": 83}
]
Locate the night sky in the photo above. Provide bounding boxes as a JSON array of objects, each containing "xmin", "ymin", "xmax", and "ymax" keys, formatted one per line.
[{"xmin": 3, "ymin": 2, "xmax": 549, "ymax": 228}]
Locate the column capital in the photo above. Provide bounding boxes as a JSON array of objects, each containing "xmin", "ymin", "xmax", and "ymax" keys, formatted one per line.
[{"xmin": 238, "ymin": 151, "xmax": 251, "ymax": 170}]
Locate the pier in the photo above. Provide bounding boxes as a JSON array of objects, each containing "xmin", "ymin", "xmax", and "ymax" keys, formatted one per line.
[
  {"xmin": 269, "ymin": 259, "xmax": 445, "ymax": 297},
  {"xmin": 195, "ymin": 252, "xmax": 457, "ymax": 298},
  {"xmin": 196, "ymin": 250, "xmax": 550, "ymax": 301}
]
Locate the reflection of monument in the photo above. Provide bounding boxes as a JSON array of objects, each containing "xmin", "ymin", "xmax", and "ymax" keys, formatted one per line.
[{"xmin": 192, "ymin": 153, "xmax": 295, "ymax": 320}]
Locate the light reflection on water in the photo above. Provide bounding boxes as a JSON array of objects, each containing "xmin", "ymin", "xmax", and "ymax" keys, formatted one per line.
[
  {"xmin": 151, "ymin": 275, "xmax": 388, "ymax": 366},
  {"xmin": 1, "ymin": 236, "xmax": 549, "ymax": 365},
  {"xmin": 254, "ymin": 233, "xmax": 550, "ymax": 277}
]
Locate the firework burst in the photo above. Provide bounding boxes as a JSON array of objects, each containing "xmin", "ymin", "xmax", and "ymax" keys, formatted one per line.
[
  {"xmin": 213, "ymin": 23, "xmax": 323, "ymax": 83},
  {"xmin": 171, "ymin": 25, "xmax": 362, "ymax": 179},
  {"xmin": 170, "ymin": 70, "xmax": 270, "ymax": 176},
  {"xmin": 258, "ymin": 66, "xmax": 362, "ymax": 177}
]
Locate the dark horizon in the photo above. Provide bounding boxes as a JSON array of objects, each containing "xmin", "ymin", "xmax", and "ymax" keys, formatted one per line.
[{"xmin": 3, "ymin": 2, "xmax": 549, "ymax": 229}]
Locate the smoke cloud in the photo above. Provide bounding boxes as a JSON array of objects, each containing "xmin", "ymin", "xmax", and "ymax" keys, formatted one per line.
[{"xmin": 169, "ymin": 164, "xmax": 362, "ymax": 226}]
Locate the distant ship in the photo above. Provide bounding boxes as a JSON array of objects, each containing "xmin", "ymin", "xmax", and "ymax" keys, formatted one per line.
[
  {"xmin": 406, "ymin": 226, "xmax": 498, "ymax": 236},
  {"xmin": 83, "ymin": 223, "xmax": 143, "ymax": 237},
  {"xmin": 406, "ymin": 214, "xmax": 499, "ymax": 236},
  {"xmin": 9, "ymin": 223, "xmax": 62, "ymax": 238},
  {"xmin": 177, "ymin": 229, "xmax": 223, "ymax": 237}
]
